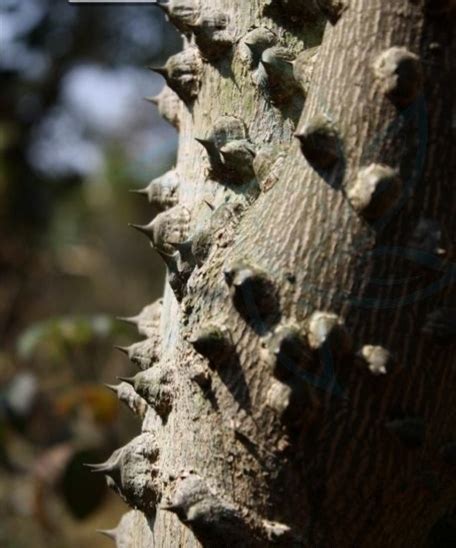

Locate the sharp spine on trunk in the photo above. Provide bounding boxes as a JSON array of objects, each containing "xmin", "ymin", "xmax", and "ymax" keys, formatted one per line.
[
  {"xmin": 117, "ymin": 375, "xmax": 135, "ymax": 384},
  {"xmin": 130, "ymin": 205, "xmax": 191, "ymax": 255},
  {"xmin": 219, "ymin": 140, "xmax": 256, "ymax": 181},
  {"xmin": 162, "ymin": 471, "xmax": 235, "ymax": 521},
  {"xmin": 114, "ymin": 345, "xmax": 129, "ymax": 356},
  {"xmin": 104, "ymin": 382, "xmax": 148, "ymax": 418},
  {"xmin": 153, "ymin": 0, "xmax": 200, "ymax": 35},
  {"xmin": 356, "ymin": 345, "xmax": 392, "ymax": 376},
  {"xmin": 191, "ymin": 10, "xmax": 234, "ymax": 60},
  {"xmin": 96, "ymin": 528, "xmax": 117, "ymax": 541},
  {"xmin": 162, "ymin": 472, "xmax": 250, "ymax": 541},
  {"xmin": 268, "ymin": 324, "xmax": 313, "ymax": 381},
  {"xmin": 85, "ymin": 450, "xmax": 123, "ymax": 483},
  {"xmin": 150, "ymin": 47, "xmax": 202, "ymax": 104},
  {"xmin": 163, "ymin": 470, "xmax": 303, "ymax": 543},
  {"xmin": 195, "ymin": 136, "xmax": 223, "ymax": 176},
  {"xmin": 154, "ymin": 3, "xmax": 232, "ymax": 60},
  {"xmin": 196, "ymin": 116, "xmax": 255, "ymax": 182},
  {"xmin": 385, "ymin": 417, "xmax": 425, "ymax": 449},
  {"xmin": 132, "ymin": 170, "xmax": 180, "ymax": 211},
  {"xmin": 145, "ymin": 87, "xmax": 181, "ymax": 129},
  {"xmin": 347, "ymin": 164, "xmax": 402, "ymax": 220},
  {"xmin": 114, "ymin": 337, "xmax": 161, "ymax": 370},
  {"xmin": 372, "ymin": 47, "xmax": 423, "ymax": 107},
  {"xmin": 242, "ymin": 27, "xmax": 277, "ymax": 68},
  {"xmin": 118, "ymin": 298, "xmax": 163, "ymax": 338},
  {"xmin": 119, "ymin": 366, "xmax": 174, "ymax": 420},
  {"xmin": 90, "ymin": 434, "xmax": 160, "ymax": 513},
  {"xmin": 315, "ymin": 0, "xmax": 347, "ymax": 24},
  {"xmin": 256, "ymin": 46, "xmax": 302, "ymax": 104},
  {"xmin": 224, "ymin": 259, "xmax": 280, "ymax": 325},
  {"xmin": 295, "ymin": 113, "xmax": 341, "ymax": 169},
  {"xmin": 307, "ymin": 311, "xmax": 352, "ymax": 356},
  {"xmin": 189, "ymin": 324, "xmax": 233, "ymax": 366}
]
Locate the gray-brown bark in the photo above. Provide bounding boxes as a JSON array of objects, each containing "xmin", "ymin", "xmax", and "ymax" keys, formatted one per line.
[{"xmin": 99, "ymin": 1, "xmax": 456, "ymax": 546}]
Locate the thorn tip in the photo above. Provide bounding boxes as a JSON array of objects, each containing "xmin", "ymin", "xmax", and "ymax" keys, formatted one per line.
[
  {"xmin": 96, "ymin": 529, "xmax": 117, "ymax": 541},
  {"xmin": 114, "ymin": 345, "xmax": 129, "ymax": 356},
  {"xmin": 117, "ymin": 375, "xmax": 136, "ymax": 386},
  {"xmin": 103, "ymin": 383, "xmax": 119, "ymax": 394}
]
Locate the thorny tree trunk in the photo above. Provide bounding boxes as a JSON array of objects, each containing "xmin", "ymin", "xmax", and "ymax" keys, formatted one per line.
[{"xmin": 99, "ymin": 1, "xmax": 456, "ymax": 546}]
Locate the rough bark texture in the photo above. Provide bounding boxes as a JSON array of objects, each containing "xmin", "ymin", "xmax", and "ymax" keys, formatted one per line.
[{"xmin": 102, "ymin": 1, "xmax": 456, "ymax": 546}]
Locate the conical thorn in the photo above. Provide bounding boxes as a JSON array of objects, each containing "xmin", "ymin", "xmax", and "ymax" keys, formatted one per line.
[
  {"xmin": 116, "ymin": 315, "xmax": 139, "ymax": 326},
  {"xmin": 117, "ymin": 375, "xmax": 136, "ymax": 386},
  {"xmin": 96, "ymin": 528, "xmax": 117, "ymax": 541},
  {"xmin": 149, "ymin": 66, "xmax": 168, "ymax": 78},
  {"xmin": 144, "ymin": 95, "xmax": 159, "ymax": 105},
  {"xmin": 103, "ymin": 383, "xmax": 120, "ymax": 394},
  {"xmin": 114, "ymin": 345, "xmax": 129, "ymax": 356},
  {"xmin": 128, "ymin": 188, "xmax": 149, "ymax": 196},
  {"xmin": 195, "ymin": 137, "xmax": 212, "ymax": 149},
  {"xmin": 84, "ymin": 461, "xmax": 113, "ymax": 474},
  {"xmin": 128, "ymin": 223, "xmax": 153, "ymax": 239}
]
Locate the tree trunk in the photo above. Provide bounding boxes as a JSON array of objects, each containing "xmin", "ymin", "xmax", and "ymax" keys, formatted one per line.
[{"xmin": 101, "ymin": 1, "xmax": 456, "ymax": 546}]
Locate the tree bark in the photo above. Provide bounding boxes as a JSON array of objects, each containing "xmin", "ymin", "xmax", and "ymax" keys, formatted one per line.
[{"xmin": 103, "ymin": 1, "xmax": 456, "ymax": 546}]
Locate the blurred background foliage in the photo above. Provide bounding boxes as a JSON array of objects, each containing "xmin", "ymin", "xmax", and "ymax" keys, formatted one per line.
[{"xmin": 0, "ymin": 1, "xmax": 180, "ymax": 545}]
